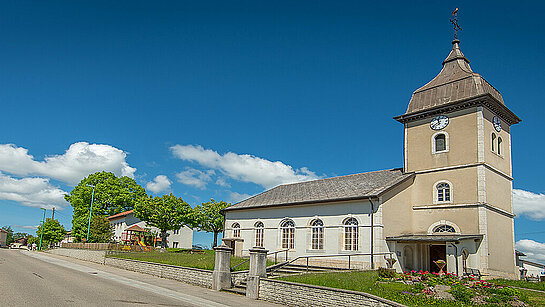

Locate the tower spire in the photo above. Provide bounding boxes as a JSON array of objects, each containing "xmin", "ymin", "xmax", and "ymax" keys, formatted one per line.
[{"xmin": 450, "ymin": 8, "xmax": 462, "ymax": 40}]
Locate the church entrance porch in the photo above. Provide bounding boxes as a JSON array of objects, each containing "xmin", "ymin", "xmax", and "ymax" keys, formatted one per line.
[{"xmin": 387, "ymin": 234, "xmax": 483, "ymax": 275}]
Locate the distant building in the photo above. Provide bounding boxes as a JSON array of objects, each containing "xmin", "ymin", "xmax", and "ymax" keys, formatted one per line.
[
  {"xmin": 61, "ymin": 231, "xmax": 75, "ymax": 244},
  {"xmin": 0, "ymin": 228, "xmax": 7, "ymax": 247},
  {"xmin": 107, "ymin": 210, "xmax": 193, "ymax": 249},
  {"xmin": 224, "ymin": 36, "xmax": 520, "ymax": 279},
  {"xmin": 520, "ymin": 260, "xmax": 545, "ymax": 280}
]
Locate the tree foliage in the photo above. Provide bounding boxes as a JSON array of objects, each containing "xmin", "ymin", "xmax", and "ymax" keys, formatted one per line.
[
  {"xmin": 134, "ymin": 194, "xmax": 193, "ymax": 250},
  {"xmin": 36, "ymin": 218, "xmax": 66, "ymax": 248},
  {"xmin": 87, "ymin": 215, "xmax": 113, "ymax": 243},
  {"xmin": 65, "ymin": 171, "xmax": 147, "ymax": 241},
  {"xmin": 192, "ymin": 199, "xmax": 231, "ymax": 248}
]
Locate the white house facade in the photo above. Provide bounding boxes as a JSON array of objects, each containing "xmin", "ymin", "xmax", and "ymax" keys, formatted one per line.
[{"xmin": 108, "ymin": 210, "xmax": 193, "ymax": 249}]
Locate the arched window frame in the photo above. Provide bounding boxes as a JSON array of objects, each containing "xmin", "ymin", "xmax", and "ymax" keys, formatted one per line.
[
  {"xmin": 310, "ymin": 219, "xmax": 324, "ymax": 250},
  {"xmin": 497, "ymin": 137, "xmax": 502, "ymax": 156},
  {"xmin": 491, "ymin": 133, "xmax": 496, "ymax": 152},
  {"xmin": 427, "ymin": 220, "xmax": 461, "ymax": 234},
  {"xmin": 232, "ymin": 222, "xmax": 240, "ymax": 238},
  {"xmin": 433, "ymin": 224, "xmax": 456, "ymax": 233},
  {"xmin": 433, "ymin": 180, "xmax": 453, "ymax": 204},
  {"xmin": 432, "ymin": 131, "xmax": 449, "ymax": 154},
  {"xmin": 343, "ymin": 217, "xmax": 359, "ymax": 251},
  {"xmin": 280, "ymin": 219, "xmax": 295, "ymax": 249},
  {"xmin": 254, "ymin": 221, "xmax": 264, "ymax": 248}
]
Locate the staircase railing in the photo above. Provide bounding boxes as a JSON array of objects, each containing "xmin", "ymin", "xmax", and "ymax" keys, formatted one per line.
[{"xmin": 267, "ymin": 251, "xmax": 394, "ymax": 275}]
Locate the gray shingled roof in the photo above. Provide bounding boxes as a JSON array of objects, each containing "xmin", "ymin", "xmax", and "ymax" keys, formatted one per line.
[
  {"xmin": 405, "ymin": 40, "xmax": 504, "ymax": 115},
  {"xmin": 224, "ymin": 168, "xmax": 413, "ymax": 211}
]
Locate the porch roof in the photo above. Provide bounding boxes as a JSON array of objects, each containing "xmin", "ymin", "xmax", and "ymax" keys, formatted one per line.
[{"xmin": 386, "ymin": 234, "xmax": 483, "ymax": 243}]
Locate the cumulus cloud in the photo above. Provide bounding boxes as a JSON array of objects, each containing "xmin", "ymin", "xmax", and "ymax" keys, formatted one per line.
[
  {"xmin": 170, "ymin": 144, "xmax": 320, "ymax": 189},
  {"xmin": 516, "ymin": 239, "xmax": 545, "ymax": 264},
  {"xmin": 513, "ymin": 189, "xmax": 545, "ymax": 221},
  {"xmin": 229, "ymin": 192, "xmax": 253, "ymax": 203},
  {"xmin": 0, "ymin": 172, "xmax": 67, "ymax": 209},
  {"xmin": 215, "ymin": 178, "xmax": 230, "ymax": 188},
  {"xmin": 175, "ymin": 168, "xmax": 215, "ymax": 189},
  {"xmin": 0, "ymin": 142, "xmax": 136, "ymax": 185},
  {"xmin": 146, "ymin": 175, "xmax": 172, "ymax": 194}
]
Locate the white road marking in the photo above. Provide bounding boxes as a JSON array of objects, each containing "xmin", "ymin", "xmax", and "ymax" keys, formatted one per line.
[{"xmin": 23, "ymin": 251, "xmax": 229, "ymax": 307}]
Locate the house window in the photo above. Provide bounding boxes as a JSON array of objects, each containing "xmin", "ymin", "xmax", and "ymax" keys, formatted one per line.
[
  {"xmin": 436, "ymin": 182, "xmax": 451, "ymax": 202},
  {"xmin": 491, "ymin": 133, "xmax": 496, "ymax": 152},
  {"xmin": 172, "ymin": 242, "xmax": 179, "ymax": 248},
  {"xmin": 433, "ymin": 224, "xmax": 456, "ymax": 233},
  {"xmin": 434, "ymin": 133, "xmax": 447, "ymax": 152},
  {"xmin": 255, "ymin": 221, "xmax": 264, "ymax": 247},
  {"xmin": 344, "ymin": 218, "xmax": 358, "ymax": 251},
  {"xmin": 232, "ymin": 223, "xmax": 240, "ymax": 237},
  {"xmin": 497, "ymin": 137, "xmax": 502, "ymax": 155},
  {"xmin": 173, "ymin": 229, "xmax": 179, "ymax": 235},
  {"xmin": 310, "ymin": 219, "xmax": 324, "ymax": 250},
  {"xmin": 280, "ymin": 219, "xmax": 295, "ymax": 249}
]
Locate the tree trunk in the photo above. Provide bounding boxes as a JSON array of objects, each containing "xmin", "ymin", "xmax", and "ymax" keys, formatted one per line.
[
  {"xmin": 213, "ymin": 231, "xmax": 218, "ymax": 248},
  {"xmin": 160, "ymin": 231, "xmax": 168, "ymax": 252}
]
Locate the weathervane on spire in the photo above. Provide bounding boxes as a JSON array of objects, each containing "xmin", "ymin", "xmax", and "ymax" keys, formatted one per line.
[{"xmin": 450, "ymin": 8, "xmax": 462, "ymax": 40}]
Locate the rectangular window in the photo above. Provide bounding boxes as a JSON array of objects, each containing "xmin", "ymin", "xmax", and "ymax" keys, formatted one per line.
[
  {"xmin": 255, "ymin": 228, "xmax": 264, "ymax": 247},
  {"xmin": 172, "ymin": 242, "xmax": 178, "ymax": 248},
  {"xmin": 282, "ymin": 228, "xmax": 294, "ymax": 249},
  {"xmin": 344, "ymin": 226, "xmax": 358, "ymax": 251},
  {"xmin": 311, "ymin": 227, "xmax": 323, "ymax": 250},
  {"xmin": 438, "ymin": 190, "xmax": 444, "ymax": 202}
]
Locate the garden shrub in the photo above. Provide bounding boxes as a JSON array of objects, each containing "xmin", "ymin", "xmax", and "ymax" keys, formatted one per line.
[
  {"xmin": 449, "ymin": 284, "xmax": 474, "ymax": 303},
  {"xmin": 378, "ymin": 267, "xmax": 396, "ymax": 278}
]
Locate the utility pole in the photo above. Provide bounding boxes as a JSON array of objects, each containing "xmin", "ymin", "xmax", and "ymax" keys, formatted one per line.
[
  {"xmin": 52, "ymin": 207, "xmax": 55, "ymax": 219},
  {"xmin": 86, "ymin": 185, "xmax": 96, "ymax": 242},
  {"xmin": 38, "ymin": 208, "xmax": 46, "ymax": 251}
]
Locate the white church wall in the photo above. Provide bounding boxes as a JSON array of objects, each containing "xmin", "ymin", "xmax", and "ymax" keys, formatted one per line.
[{"xmin": 225, "ymin": 199, "xmax": 388, "ymax": 268}]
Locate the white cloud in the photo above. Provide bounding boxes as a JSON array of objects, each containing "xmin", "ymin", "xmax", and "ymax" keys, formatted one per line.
[
  {"xmin": 0, "ymin": 142, "xmax": 136, "ymax": 185},
  {"xmin": 170, "ymin": 144, "xmax": 320, "ymax": 189},
  {"xmin": 229, "ymin": 192, "xmax": 252, "ymax": 203},
  {"xmin": 13, "ymin": 224, "xmax": 38, "ymax": 230},
  {"xmin": 215, "ymin": 178, "xmax": 231, "ymax": 188},
  {"xmin": 513, "ymin": 189, "xmax": 545, "ymax": 221},
  {"xmin": 146, "ymin": 175, "xmax": 172, "ymax": 194},
  {"xmin": 0, "ymin": 172, "xmax": 67, "ymax": 209},
  {"xmin": 175, "ymin": 168, "xmax": 215, "ymax": 189},
  {"xmin": 516, "ymin": 239, "xmax": 545, "ymax": 264}
]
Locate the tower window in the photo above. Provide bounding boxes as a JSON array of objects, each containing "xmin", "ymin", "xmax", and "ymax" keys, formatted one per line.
[
  {"xmin": 433, "ymin": 224, "xmax": 456, "ymax": 233},
  {"xmin": 492, "ymin": 133, "xmax": 496, "ymax": 152},
  {"xmin": 436, "ymin": 183, "xmax": 451, "ymax": 202},
  {"xmin": 432, "ymin": 132, "xmax": 449, "ymax": 153},
  {"xmin": 497, "ymin": 137, "xmax": 502, "ymax": 155}
]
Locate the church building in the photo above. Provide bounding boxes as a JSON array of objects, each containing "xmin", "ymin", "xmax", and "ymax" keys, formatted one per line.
[{"xmin": 223, "ymin": 35, "xmax": 521, "ymax": 279}]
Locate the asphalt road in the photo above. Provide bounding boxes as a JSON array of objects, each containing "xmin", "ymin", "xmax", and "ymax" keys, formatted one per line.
[{"xmin": 0, "ymin": 249, "xmax": 281, "ymax": 307}]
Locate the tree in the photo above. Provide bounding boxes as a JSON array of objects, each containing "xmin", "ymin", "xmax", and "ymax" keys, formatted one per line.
[
  {"xmin": 87, "ymin": 215, "xmax": 112, "ymax": 243},
  {"xmin": 36, "ymin": 218, "xmax": 66, "ymax": 248},
  {"xmin": 65, "ymin": 171, "xmax": 147, "ymax": 242},
  {"xmin": 134, "ymin": 194, "xmax": 193, "ymax": 251},
  {"xmin": 193, "ymin": 199, "xmax": 231, "ymax": 248},
  {"xmin": 1, "ymin": 226, "xmax": 14, "ymax": 245}
]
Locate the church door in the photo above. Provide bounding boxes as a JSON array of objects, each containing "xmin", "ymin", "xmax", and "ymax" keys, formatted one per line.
[{"xmin": 430, "ymin": 245, "xmax": 446, "ymax": 273}]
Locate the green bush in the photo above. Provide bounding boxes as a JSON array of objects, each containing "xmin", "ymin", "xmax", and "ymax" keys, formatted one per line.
[
  {"xmin": 449, "ymin": 284, "xmax": 474, "ymax": 303},
  {"xmin": 378, "ymin": 267, "xmax": 396, "ymax": 279}
]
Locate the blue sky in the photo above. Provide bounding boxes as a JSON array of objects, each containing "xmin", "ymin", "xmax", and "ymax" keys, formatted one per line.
[{"xmin": 1, "ymin": 1, "xmax": 544, "ymax": 259}]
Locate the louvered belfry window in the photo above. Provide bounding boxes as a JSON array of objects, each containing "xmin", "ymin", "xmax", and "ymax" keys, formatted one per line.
[{"xmin": 435, "ymin": 134, "xmax": 446, "ymax": 152}]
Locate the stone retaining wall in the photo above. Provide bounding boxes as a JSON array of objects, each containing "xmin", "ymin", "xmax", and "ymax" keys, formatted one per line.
[
  {"xmin": 48, "ymin": 248, "xmax": 106, "ymax": 264},
  {"xmin": 258, "ymin": 278, "xmax": 405, "ymax": 307},
  {"xmin": 104, "ymin": 257, "xmax": 213, "ymax": 288}
]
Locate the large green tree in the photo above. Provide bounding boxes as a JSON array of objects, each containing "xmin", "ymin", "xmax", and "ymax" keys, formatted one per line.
[
  {"xmin": 193, "ymin": 199, "xmax": 230, "ymax": 248},
  {"xmin": 87, "ymin": 215, "xmax": 113, "ymax": 243},
  {"xmin": 36, "ymin": 218, "xmax": 66, "ymax": 248},
  {"xmin": 134, "ymin": 194, "xmax": 193, "ymax": 251},
  {"xmin": 65, "ymin": 171, "xmax": 147, "ymax": 242}
]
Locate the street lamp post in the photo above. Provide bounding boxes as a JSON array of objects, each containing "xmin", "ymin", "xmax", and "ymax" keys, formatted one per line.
[
  {"xmin": 86, "ymin": 184, "xmax": 96, "ymax": 243},
  {"xmin": 38, "ymin": 208, "xmax": 46, "ymax": 251}
]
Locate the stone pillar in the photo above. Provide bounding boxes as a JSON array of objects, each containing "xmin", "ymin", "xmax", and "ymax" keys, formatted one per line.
[
  {"xmin": 212, "ymin": 244, "xmax": 232, "ymax": 291},
  {"xmin": 246, "ymin": 247, "xmax": 268, "ymax": 299}
]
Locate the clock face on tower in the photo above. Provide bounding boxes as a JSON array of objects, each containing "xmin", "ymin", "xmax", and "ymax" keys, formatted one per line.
[
  {"xmin": 430, "ymin": 115, "xmax": 449, "ymax": 130},
  {"xmin": 493, "ymin": 116, "xmax": 502, "ymax": 132}
]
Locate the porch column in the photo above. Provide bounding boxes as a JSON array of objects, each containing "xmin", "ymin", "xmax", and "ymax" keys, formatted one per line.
[
  {"xmin": 212, "ymin": 244, "xmax": 232, "ymax": 291},
  {"xmin": 246, "ymin": 247, "xmax": 268, "ymax": 299}
]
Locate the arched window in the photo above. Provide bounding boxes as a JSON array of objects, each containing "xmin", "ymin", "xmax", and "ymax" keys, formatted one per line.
[
  {"xmin": 280, "ymin": 219, "xmax": 295, "ymax": 249},
  {"xmin": 232, "ymin": 222, "xmax": 240, "ymax": 237},
  {"xmin": 497, "ymin": 137, "xmax": 502, "ymax": 155},
  {"xmin": 254, "ymin": 222, "xmax": 264, "ymax": 247},
  {"xmin": 433, "ymin": 224, "xmax": 456, "ymax": 233},
  {"xmin": 491, "ymin": 133, "xmax": 496, "ymax": 152},
  {"xmin": 344, "ymin": 218, "xmax": 359, "ymax": 251},
  {"xmin": 435, "ymin": 133, "xmax": 447, "ymax": 152},
  {"xmin": 436, "ymin": 182, "xmax": 451, "ymax": 202},
  {"xmin": 310, "ymin": 219, "xmax": 324, "ymax": 250},
  {"xmin": 462, "ymin": 249, "xmax": 470, "ymax": 270}
]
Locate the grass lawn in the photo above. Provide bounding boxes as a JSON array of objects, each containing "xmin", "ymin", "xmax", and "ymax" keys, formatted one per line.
[
  {"xmin": 490, "ymin": 278, "xmax": 545, "ymax": 292},
  {"xmin": 106, "ymin": 249, "xmax": 271, "ymax": 271},
  {"xmin": 278, "ymin": 270, "xmax": 545, "ymax": 306}
]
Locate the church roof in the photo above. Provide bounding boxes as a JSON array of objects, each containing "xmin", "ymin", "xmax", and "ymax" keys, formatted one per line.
[
  {"xmin": 405, "ymin": 39, "xmax": 504, "ymax": 115},
  {"xmin": 224, "ymin": 168, "xmax": 413, "ymax": 211}
]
